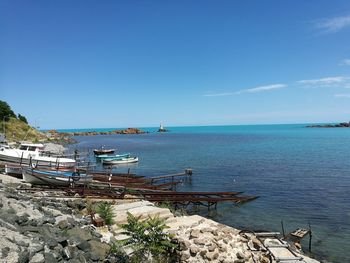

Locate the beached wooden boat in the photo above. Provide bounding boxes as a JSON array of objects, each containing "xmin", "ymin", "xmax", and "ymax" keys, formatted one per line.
[
  {"xmin": 4, "ymin": 163, "xmax": 75, "ymax": 177},
  {"xmin": 22, "ymin": 168, "xmax": 93, "ymax": 186},
  {"xmin": 102, "ymin": 157, "xmax": 139, "ymax": 165},
  {"xmin": 93, "ymin": 148, "xmax": 115, "ymax": 155}
]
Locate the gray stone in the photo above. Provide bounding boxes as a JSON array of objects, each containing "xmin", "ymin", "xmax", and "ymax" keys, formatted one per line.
[
  {"xmin": 200, "ymin": 227, "xmax": 214, "ymax": 234},
  {"xmin": 57, "ymin": 219, "xmax": 69, "ymax": 229},
  {"xmin": 91, "ymin": 231, "xmax": 102, "ymax": 239},
  {"xmin": 29, "ymin": 253, "xmax": 45, "ymax": 263},
  {"xmin": 89, "ymin": 252, "xmax": 100, "ymax": 261},
  {"xmin": 28, "ymin": 243, "xmax": 44, "ymax": 256},
  {"xmin": 68, "ymin": 236, "xmax": 85, "ymax": 247},
  {"xmin": 236, "ymin": 251, "xmax": 245, "ymax": 259},
  {"xmin": 190, "ymin": 229, "xmax": 201, "ymax": 239},
  {"xmin": 205, "ymin": 251, "xmax": 219, "ymax": 261},
  {"xmin": 219, "ymin": 246, "xmax": 227, "ymax": 252},
  {"xmin": 179, "ymin": 239, "xmax": 191, "ymax": 250},
  {"xmin": 75, "ymin": 252, "xmax": 88, "ymax": 263},
  {"xmin": 180, "ymin": 251, "xmax": 191, "ymax": 261},
  {"xmin": 199, "ymin": 249, "xmax": 207, "ymax": 257},
  {"xmin": 63, "ymin": 246, "xmax": 71, "ymax": 259},
  {"xmin": 208, "ymin": 243, "xmax": 216, "ymax": 252},
  {"xmin": 1, "ymin": 247, "xmax": 10, "ymax": 258},
  {"xmin": 44, "ymin": 252, "xmax": 58, "ymax": 263},
  {"xmin": 56, "ymin": 235, "xmax": 68, "ymax": 247},
  {"xmin": 77, "ymin": 240, "xmax": 90, "ymax": 252},
  {"xmin": 46, "ymin": 237, "xmax": 58, "ymax": 248},
  {"xmin": 233, "ymin": 260, "xmax": 245, "ymax": 263},
  {"xmin": 194, "ymin": 238, "xmax": 206, "ymax": 246},
  {"xmin": 16, "ymin": 214, "xmax": 30, "ymax": 226},
  {"xmin": 87, "ymin": 240, "xmax": 110, "ymax": 260},
  {"xmin": 189, "ymin": 246, "xmax": 200, "ymax": 256},
  {"xmin": 67, "ymin": 227, "xmax": 93, "ymax": 242},
  {"xmin": 251, "ymin": 237, "xmax": 261, "ymax": 249},
  {"xmin": 17, "ymin": 249, "xmax": 30, "ymax": 263}
]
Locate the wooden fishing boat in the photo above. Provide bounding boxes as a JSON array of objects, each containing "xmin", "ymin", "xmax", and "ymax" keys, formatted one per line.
[
  {"xmin": 93, "ymin": 148, "xmax": 116, "ymax": 155},
  {"xmin": 102, "ymin": 157, "xmax": 139, "ymax": 165},
  {"xmin": 4, "ymin": 163, "xmax": 75, "ymax": 177},
  {"xmin": 95, "ymin": 153, "xmax": 130, "ymax": 160},
  {"xmin": 22, "ymin": 168, "xmax": 93, "ymax": 186}
]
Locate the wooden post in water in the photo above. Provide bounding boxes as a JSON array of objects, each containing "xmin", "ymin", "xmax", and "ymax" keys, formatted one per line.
[
  {"xmin": 281, "ymin": 220, "xmax": 285, "ymax": 238},
  {"xmin": 308, "ymin": 222, "xmax": 312, "ymax": 252}
]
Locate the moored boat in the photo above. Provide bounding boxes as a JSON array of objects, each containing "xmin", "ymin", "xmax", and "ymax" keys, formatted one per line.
[
  {"xmin": 93, "ymin": 148, "xmax": 116, "ymax": 155},
  {"xmin": 95, "ymin": 153, "xmax": 130, "ymax": 160},
  {"xmin": 22, "ymin": 168, "xmax": 92, "ymax": 186},
  {"xmin": 102, "ymin": 156, "xmax": 139, "ymax": 165}
]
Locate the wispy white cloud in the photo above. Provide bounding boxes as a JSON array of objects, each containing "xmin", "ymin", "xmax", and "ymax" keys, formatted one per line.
[
  {"xmin": 341, "ymin": 59, "xmax": 350, "ymax": 66},
  {"xmin": 335, "ymin": 93, "xmax": 350, "ymax": 98},
  {"xmin": 204, "ymin": 84, "xmax": 286, "ymax": 97},
  {"xmin": 237, "ymin": 84, "xmax": 286, "ymax": 94},
  {"xmin": 297, "ymin": 76, "xmax": 349, "ymax": 88},
  {"xmin": 315, "ymin": 15, "xmax": 350, "ymax": 33}
]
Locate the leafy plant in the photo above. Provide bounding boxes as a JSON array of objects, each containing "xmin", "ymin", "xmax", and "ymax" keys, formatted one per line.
[
  {"xmin": 119, "ymin": 212, "xmax": 178, "ymax": 262},
  {"xmin": 97, "ymin": 202, "xmax": 114, "ymax": 225}
]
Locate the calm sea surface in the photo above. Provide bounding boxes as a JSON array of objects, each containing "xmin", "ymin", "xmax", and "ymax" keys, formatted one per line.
[{"xmin": 62, "ymin": 124, "xmax": 350, "ymax": 262}]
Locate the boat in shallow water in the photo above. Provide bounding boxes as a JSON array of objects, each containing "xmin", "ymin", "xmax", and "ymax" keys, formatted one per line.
[
  {"xmin": 102, "ymin": 156, "xmax": 139, "ymax": 165},
  {"xmin": 95, "ymin": 153, "xmax": 130, "ymax": 160},
  {"xmin": 22, "ymin": 168, "xmax": 92, "ymax": 186},
  {"xmin": 0, "ymin": 143, "xmax": 76, "ymax": 167},
  {"xmin": 93, "ymin": 148, "xmax": 116, "ymax": 155}
]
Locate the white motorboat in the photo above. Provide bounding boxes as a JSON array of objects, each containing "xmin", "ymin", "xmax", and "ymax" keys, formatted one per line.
[{"xmin": 0, "ymin": 143, "xmax": 76, "ymax": 167}]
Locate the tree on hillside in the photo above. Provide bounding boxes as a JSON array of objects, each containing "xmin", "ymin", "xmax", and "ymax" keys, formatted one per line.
[
  {"xmin": 0, "ymin": 100, "xmax": 16, "ymax": 121},
  {"xmin": 18, "ymin": 114, "xmax": 28, "ymax": 124}
]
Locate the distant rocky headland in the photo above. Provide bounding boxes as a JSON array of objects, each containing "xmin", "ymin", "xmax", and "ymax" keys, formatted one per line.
[
  {"xmin": 307, "ymin": 122, "xmax": 350, "ymax": 128},
  {"xmin": 48, "ymin": 128, "xmax": 147, "ymax": 137}
]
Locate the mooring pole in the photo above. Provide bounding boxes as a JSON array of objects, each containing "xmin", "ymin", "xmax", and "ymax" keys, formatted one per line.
[
  {"xmin": 281, "ymin": 220, "xmax": 285, "ymax": 238},
  {"xmin": 308, "ymin": 222, "xmax": 312, "ymax": 252}
]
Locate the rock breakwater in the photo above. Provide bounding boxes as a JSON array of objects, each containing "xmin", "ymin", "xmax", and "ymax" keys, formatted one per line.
[
  {"xmin": 0, "ymin": 174, "xmax": 320, "ymax": 263},
  {"xmin": 0, "ymin": 181, "xmax": 113, "ymax": 263}
]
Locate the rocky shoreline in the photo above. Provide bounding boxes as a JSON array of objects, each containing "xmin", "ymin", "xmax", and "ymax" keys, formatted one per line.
[
  {"xmin": 46, "ymin": 128, "xmax": 147, "ymax": 139},
  {"xmin": 0, "ymin": 174, "xmax": 320, "ymax": 263},
  {"xmin": 307, "ymin": 121, "xmax": 350, "ymax": 128}
]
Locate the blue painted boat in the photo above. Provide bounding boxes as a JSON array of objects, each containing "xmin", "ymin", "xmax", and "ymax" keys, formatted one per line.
[{"xmin": 95, "ymin": 153, "xmax": 130, "ymax": 160}]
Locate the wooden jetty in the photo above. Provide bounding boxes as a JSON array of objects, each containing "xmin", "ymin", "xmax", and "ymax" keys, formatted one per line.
[{"xmin": 14, "ymin": 167, "xmax": 258, "ymax": 210}]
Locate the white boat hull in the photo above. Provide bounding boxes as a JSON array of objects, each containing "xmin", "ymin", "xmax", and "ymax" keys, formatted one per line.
[
  {"xmin": 0, "ymin": 152, "xmax": 75, "ymax": 167},
  {"xmin": 102, "ymin": 157, "xmax": 139, "ymax": 165}
]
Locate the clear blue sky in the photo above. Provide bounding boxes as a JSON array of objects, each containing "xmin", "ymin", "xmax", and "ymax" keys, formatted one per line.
[{"xmin": 1, "ymin": 0, "xmax": 350, "ymax": 129}]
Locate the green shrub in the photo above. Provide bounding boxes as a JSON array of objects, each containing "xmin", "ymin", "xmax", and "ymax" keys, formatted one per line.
[
  {"xmin": 97, "ymin": 202, "xmax": 114, "ymax": 225},
  {"xmin": 119, "ymin": 212, "xmax": 177, "ymax": 262}
]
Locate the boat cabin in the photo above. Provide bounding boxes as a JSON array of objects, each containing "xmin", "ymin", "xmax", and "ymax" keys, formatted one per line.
[{"xmin": 19, "ymin": 143, "xmax": 44, "ymax": 152}]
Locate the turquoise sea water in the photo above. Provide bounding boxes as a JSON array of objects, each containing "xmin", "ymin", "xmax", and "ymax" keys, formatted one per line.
[{"xmin": 63, "ymin": 124, "xmax": 350, "ymax": 262}]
